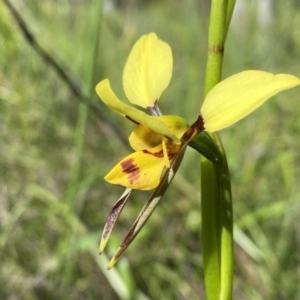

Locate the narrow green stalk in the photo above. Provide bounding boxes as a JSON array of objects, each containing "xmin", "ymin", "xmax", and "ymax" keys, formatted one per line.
[
  {"xmin": 201, "ymin": 158, "xmax": 221, "ymax": 299},
  {"xmin": 213, "ymin": 134, "xmax": 233, "ymax": 300},
  {"xmin": 65, "ymin": 1, "xmax": 103, "ymax": 207},
  {"xmin": 201, "ymin": 1, "xmax": 236, "ymax": 300},
  {"xmin": 204, "ymin": 0, "xmax": 228, "ymax": 95},
  {"xmin": 59, "ymin": 1, "xmax": 104, "ymax": 295}
]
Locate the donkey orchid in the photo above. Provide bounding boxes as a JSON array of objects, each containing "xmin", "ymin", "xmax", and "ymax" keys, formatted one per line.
[{"xmin": 96, "ymin": 32, "xmax": 300, "ymax": 268}]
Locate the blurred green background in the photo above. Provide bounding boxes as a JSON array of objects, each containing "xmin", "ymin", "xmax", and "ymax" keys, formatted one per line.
[{"xmin": 1, "ymin": 0, "xmax": 300, "ymax": 299}]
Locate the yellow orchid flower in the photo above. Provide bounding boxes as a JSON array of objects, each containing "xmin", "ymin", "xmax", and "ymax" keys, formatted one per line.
[
  {"xmin": 96, "ymin": 33, "xmax": 189, "ymax": 191},
  {"xmin": 96, "ymin": 32, "xmax": 300, "ymax": 268}
]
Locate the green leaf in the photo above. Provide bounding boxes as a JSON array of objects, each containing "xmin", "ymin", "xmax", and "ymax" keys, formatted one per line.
[{"xmin": 188, "ymin": 131, "xmax": 221, "ymax": 163}]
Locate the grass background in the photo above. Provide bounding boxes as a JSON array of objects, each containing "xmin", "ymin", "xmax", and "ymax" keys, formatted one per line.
[{"xmin": 1, "ymin": 0, "xmax": 300, "ymax": 299}]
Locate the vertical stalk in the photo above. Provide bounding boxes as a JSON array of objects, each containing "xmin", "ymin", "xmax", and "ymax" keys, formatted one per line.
[
  {"xmin": 65, "ymin": 2, "xmax": 103, "ymax": 207},
  {"xmin": 201, "ymin": 1, "xmax": 236, "ymax": 300},
  {"xmin": 59, "ymin": 1, "xmax": 104, "ymax": 295},
  {"xmin": 204, "ymin": 1, "xmax": 227, "ymax": 95}
]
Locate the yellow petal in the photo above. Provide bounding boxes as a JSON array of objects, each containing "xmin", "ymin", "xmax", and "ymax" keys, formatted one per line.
[
  {"xmin": 104, "ymin": 145, "xmax": 166, "ymax": 190},
  {"xmin": 129, "ymin": 125, "xmax": 162, "ymax": 151},
  {"xmin": 201, "ymin": 71, "xmax": 300, "ymax": 132},
  {"xmin": 123, "ymin": 32, "xmax": 172, "ymax": 108},
  {"xmin": 158, "ymin": 115, "xmax": 189, "ymax": 138},
  {"xmin": 96, "ymin": 79, "xmax": 180, "ymax": 143},
  {"xmin": 128, "ymin": 115, "xmax": 188, "ymax": 151},
  {"xmin": 162, "ymin": 137, "xmax": 181, "ymax": 168}
]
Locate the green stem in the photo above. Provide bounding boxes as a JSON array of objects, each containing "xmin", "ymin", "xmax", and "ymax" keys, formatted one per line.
[
  {"xmin": 204, "ymin": 0, "xmax": 228, "ymax": 96},
  {"xmin": 213, "ymin": 134, "xmax": 233, "ymax": 300},
  {"xmin": 201, "ymin": 1, "xmax": 236, "ymax": 300},
  {"xmin": 201, "ymin": 158, "xmax": 221, "ymax": 299}
]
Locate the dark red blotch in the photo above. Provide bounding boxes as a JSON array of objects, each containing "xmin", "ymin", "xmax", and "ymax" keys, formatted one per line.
[{"xmin": 121, "ymin": 158, "xmax": 140, "ymax": 185}]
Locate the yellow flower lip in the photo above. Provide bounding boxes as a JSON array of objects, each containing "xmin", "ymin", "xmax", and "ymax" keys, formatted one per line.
[{"xmin": 104, "ymin": 144, "xmax": 166, "ymax": 191}]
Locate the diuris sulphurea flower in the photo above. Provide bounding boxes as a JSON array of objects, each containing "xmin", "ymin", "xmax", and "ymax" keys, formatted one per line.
[{"xmin": 96, "ymin": 32, "xmax": 300, "ymax": 269}]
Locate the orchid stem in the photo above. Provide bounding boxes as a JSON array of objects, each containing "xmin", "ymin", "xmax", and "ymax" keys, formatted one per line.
[
  {"xmin": 201, "ymin": 1, "xmax": 236, "ymax": 300},
  {"xmin": 204, "ymin": 1, "xmax": 227, "ymax": 95}
]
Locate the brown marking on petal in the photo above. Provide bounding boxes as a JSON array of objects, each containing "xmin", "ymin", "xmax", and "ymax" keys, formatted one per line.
[
  {"xmin": 162, "ymin": 138, "xmax": 181, "ymax": 166},
  {"xmin": 182, "ymin": 114, "xmax": 205, "ymax": 143},
  {"xmin": 125, "ymin": 116, "xmax": 139, "ymax": 125},
  {"xmin": 142, "ymin": 149, "xmax": 164, "ymax": 158},
  {"xmin": 152, "ymin": 151, "xmax": 164, "ymax": 158},
  {"xmin": 164, "ymin": 138, "xmax": 181, "ymax": 156},
  {"xmin": 121, "ymin": 158, "xmax": 137, "ymax": 173},
  {"xmin": 121, "ymin": 158, "xmax": 140, "ymax": 185}
]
